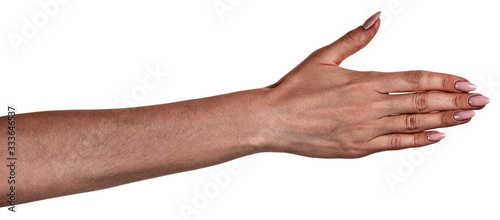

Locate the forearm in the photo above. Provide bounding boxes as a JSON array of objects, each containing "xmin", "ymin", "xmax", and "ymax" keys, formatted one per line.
[{"xmin": 0, "ymin": 88, "xmax": 270, "ymax": 205}]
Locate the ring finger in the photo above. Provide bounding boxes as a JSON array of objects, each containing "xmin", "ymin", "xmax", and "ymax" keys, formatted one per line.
[{"xmin": 375, "ymin": 110, "xmax": 475, "ymax": 135}]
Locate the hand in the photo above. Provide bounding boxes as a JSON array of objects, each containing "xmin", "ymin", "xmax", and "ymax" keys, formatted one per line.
[{"xmin": 259, "ymin": 12, "xmax": 489, "ymax": 158}]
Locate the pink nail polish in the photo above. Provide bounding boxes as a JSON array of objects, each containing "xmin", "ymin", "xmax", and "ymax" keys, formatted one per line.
[
  {"xmin": 427, "ymin": 132, "xmax": 446, "ymax": 142},
  {"xmin": 469, "ymin": 95, "xmax": 490, "ymax": 107},
  {"xmin": 453, "ymin": 110, "xmax": 476, "ymax": 121},
  {"xmin": 362, "ymin": 11, "xmax": 381, "ymax": 30},
  {"xmin": 455, "ymin": 81, "xmax": 477, "ymax": 92}
]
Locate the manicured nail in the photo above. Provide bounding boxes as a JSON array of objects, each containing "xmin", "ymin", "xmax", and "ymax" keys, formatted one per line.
[
  {"xmin": 427, "ymin": 132, "xmax": 446, "ymax": 142},
  {"xmin": 468, "ymin": 95, "xmax": 490, "ymax": 107},
  {"xmin": 362, "ymin": 11, "xmax": 381, "ymax": 30},
  {"xmin": 453, "ymin": 110, "xmax": 476, "ymax": 121},
  {"xmin": 455, "ymin": 81, "xmax": 477, "ymax": 92}
]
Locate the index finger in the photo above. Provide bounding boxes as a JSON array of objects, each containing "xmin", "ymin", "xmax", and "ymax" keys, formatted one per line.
[{"xmin": 373, "ymin": 70, "xmax": 476, "ymax": 93}]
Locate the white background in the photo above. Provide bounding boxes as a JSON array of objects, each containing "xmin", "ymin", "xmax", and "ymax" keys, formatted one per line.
[{"xmin": 1, "ymin": 0, "xmax": 499, "ymax": 219}]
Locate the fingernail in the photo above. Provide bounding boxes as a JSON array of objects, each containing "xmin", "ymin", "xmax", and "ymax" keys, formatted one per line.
[
  {"xmin": 362, "ymin": 11, "xmax": 381, "ymax": 30},
  {"xmin": 455, "ymin": 81, "xmax": 477, "ymax": 92},
  {"xmin": 427, "ymin": 132, "xmax": 446, "ymax": 142},
  {"xmin": 453, "ymin": 110, "xmax": 476, "ymax": 121},
  {"xmin": 468, "ymin": 95, "xmax": 490, "ymax": 107}
]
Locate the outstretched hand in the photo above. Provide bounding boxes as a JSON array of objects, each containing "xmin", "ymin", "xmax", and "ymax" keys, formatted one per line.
[{"xmin": 260, "ymin": 12, "xmax": 489, "ymax": 158}]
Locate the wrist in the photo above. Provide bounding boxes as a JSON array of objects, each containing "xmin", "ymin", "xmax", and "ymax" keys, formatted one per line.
[
  {"xmin": 228, "ymin": 88, "xmax": 275, "ymax": 155},
  {"xmin": 240, "ymin": 88, "xmax": 283, "ymax": 154}
]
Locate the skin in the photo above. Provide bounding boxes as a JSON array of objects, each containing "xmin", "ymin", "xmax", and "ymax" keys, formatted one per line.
[{"xmin": 0, "ymin": 18, "xmax": 488, "ymax": 206}]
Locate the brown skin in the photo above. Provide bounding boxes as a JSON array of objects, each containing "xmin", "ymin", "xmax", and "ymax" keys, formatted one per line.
[{"xmin": 0, "ymin": 18, "xmax": 487, "ymax": 206}]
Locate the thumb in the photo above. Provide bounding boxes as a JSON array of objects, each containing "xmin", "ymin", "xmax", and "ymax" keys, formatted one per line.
[{"xmin": 319, "ymin": 11, "xmax": 381, "ymax": 65}]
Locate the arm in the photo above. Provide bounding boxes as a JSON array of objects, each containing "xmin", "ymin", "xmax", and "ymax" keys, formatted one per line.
[
  {"xmin": 1, "ymin": 89, "xmax": 270, "ymax": 205},
  {"xmin": 0, "ymin": 12, "xmax": 489, "ymax": 206}
]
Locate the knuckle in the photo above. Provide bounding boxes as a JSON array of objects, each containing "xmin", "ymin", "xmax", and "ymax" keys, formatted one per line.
[
  {"xmin": 345, "ymin": 31, "xmax": 356, "ymax": 42},
  {"xmin": 310, "ymin": 47, "xmax": 326, "ymax": 57},
  {"xmin": 453, "ymin": 93, "xmax": 462, "ymax": 108},
  {"xmin": 440, "ymin": 112, "xmax": 453, "ymax": 126},
  {"xmin": 405, "ymin": 114, "xmax": 419, "ymax": 130},
  {"xmin": 405, "ymin": 70, "xmax": 424, "ymax": 89},
  {"xmin": 413, "ymin": 134, "xmax": 419, "ymax": 147},
  {"xmin": 441, "ymin": 78, "xmax": 448, "ymax": 90},
  {"xmin": 341, "ymin": 31, "xmax": 364, "ymax": 50},
  {"xmin": 452, "ymin": 93, "xmax": 470, "ymax": 108},
  {"xmin": 441, "ymin": 75, "xmax": 456, "ymax": 91},
  {"xmin": 369, "ymin": 71, "xmax": 383, "ymax": 80},
  {"xmin": 413, "ymin": 92, "xmax": 429, "ymax": 112},
  {"xmin": 389, "ymin": 135, "xmax": 402, "ymax": 149},
  {"xmin": 368, "ymin": 97, "xmax": 386, "ymax": 111}
]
